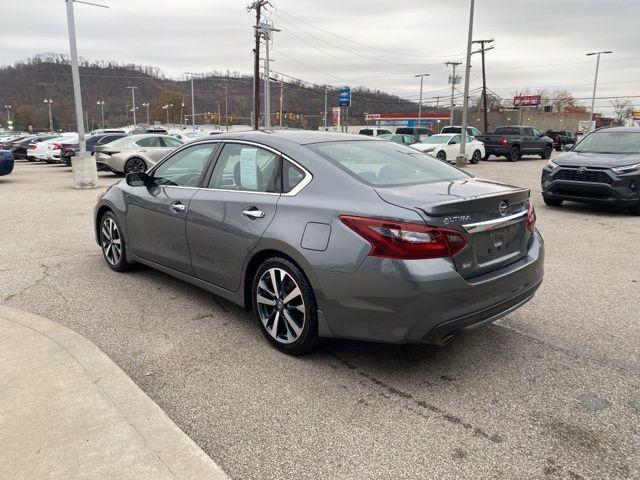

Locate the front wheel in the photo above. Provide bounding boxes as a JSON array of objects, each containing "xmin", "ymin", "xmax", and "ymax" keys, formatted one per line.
[
  {"xmin": 470, "ymin": 150, "xmax": 481, "ymax": 164},
  {"xmin": 252, "ymin": 257, "xmax": 319, "ymax": 355},
  {"xmin": 507, "ymin": 146, "xmax": 520, "ymax": 162},
  {"xmin": 543, "ymin": 197, "xmax": 563, "ymax": 207},
  {"xmin": 436, "ymin": 150, "xmax": 447, "ymax": 162},
  {"xmin": 541, "ymin": 145, "xmax": 553, "ymax": 159},
  {"xmin": 99, "ymin": 211, "xmax": 131, "ymax": 271}
]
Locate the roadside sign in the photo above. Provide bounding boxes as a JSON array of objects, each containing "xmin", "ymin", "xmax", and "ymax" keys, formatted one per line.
[
  {"xmin": 513, "ymin": 95, "xmax": 541, "ymax": 107},
  {"xmin": 338, "ymin": 86, "xmax": 351, "ymax": 107},
  {"xmin": 332, "ymin": 107, "xmax": 341, "ymax": 127},
  {"xmin": 365, "ymin": 113, "xmax": 381, "ymax": 121}
]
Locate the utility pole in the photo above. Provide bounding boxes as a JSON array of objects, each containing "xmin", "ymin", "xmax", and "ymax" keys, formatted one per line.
[
  {"xmin": 472, "ymin": 39, "xmax": 494, "ymax": 133},
  {"xmin": 44, "ymin": 99, "xmax": 54, "ymax": 132},
  {"xmin": 323, "ymin": 87, "xmax": 328, "ymax": 130},
  {"xmin": 217, "ymin": 102, "xmax": 221, "ymax": 129},
  {"xmin": 587, "ymin": 50, "xmax": 612, "ymax": 131},
  {"xmin": 185, "ymin": 72, "xmax": 202, "ymax": 131},
  {"xmin": 248, "ymin": 0, "xmax": 269, "ymax": 130},
  {"xmin": 125, "ymin": 86, "xmax": 138, "ymax": 125},
  {"xmin": 65, "ymin": 0, "xmax": 104, "ymax": 189},
  {"xmin": 96, "ymin": 100, "xmax": 105, "ymax": 128},
  {"xmin": 257, "ymin": 21, "xmax": 280, "ymax": 130},
  {"xmin": 414, "ymin": 74, "xmax": 430, "ymax": 127},
  {"xmin": 279, "ymin": 80, "xmax": 284, "ymax": 128},
  {"xmin": 445, "ymin": 61, "xmax": 461, "ymax": 127},
  {"xmin": 457, "ymin": 0, "xmax": 475, "ymax": 167},
  {"xmin": 224, "ymin": 83, "xmax": 229, "ymax": 131}
]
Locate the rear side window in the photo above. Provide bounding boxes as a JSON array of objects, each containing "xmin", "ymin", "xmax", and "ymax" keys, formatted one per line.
[
  {"xmin": 162, "ymin": 136, "xmax": 183, "ymax": 147},
  {"xmin": 523, "ymin": 128, "xmax": 534, "ymax": 136},
  {"xmin": 309, "ymin": 140, "xmax": 470, "ymax": 187},
  {"xmin": 494, "ymin": 127, "xmax": 520, "ymax": 135},
  {"xmin": 282, "ymin": 160, "xmax": 305, "ymax": 193},
  {"xmin": 136, "ymin": 137, "xmax": 162, "ymax": 147},
  {"xmin": 209, "ymin": 143, "xmax": 280, "ymax": 192},
  {"xmin": 99, "ymin": 135, "xmax": 125, "ymax": 144},
  {"xmin": 377, "ymin": 129, "xmax": 392, "ymax": 135}
]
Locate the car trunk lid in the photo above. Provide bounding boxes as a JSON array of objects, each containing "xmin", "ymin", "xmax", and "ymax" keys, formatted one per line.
[{"xmin": 375, "ymin": 178, "xmax": 532, "ymax": 278}]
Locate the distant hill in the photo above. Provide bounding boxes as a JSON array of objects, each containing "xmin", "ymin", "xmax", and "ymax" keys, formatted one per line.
[{"xmin": 0, "ymin": 53, "xmax": 418, "ymax": 131}]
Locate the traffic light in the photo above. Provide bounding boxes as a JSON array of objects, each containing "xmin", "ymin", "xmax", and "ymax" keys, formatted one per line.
[
  {"xmin": 299, "ymin": 113, "xmax": 304, "ymax": 121},
  {"xmin": 275, "ymin": 111, "xmax": 280, "ymax": 121},
  {"xmin": 288, "ymin": 112, "xmax": 294, "ymax": 120}
]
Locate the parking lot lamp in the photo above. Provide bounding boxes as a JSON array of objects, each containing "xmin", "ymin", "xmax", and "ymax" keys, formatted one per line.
[
  {"xmin": 586, "ymin": 50, "xmax": 612, "ymax": 131},
  {"xmin": 163, "ymin": 104, "xmax": 173, "ymax": 125},
  {"xmin": 141, "ymin": 102, "xmax": 150, "ymax": 124},
  {"xmin": 414, "ymin": 74, "xmax": 430, "ymax": 128},
  {"xmin": 43, "ymin": 99, "xmax": 54, "ymax": 132},
  {"xmin": 4, "ymin": 105, "xmax": 11, "ymax": 125},
  {"xmin": 125, "ymin": 86, "xmax": 138, "ymax": 125},
  {"xmin": 96, "ymin": 100, "xmax": 105, "ymax": 128},
  {"xmin": 457, "ymin": 0, "xmax": 475, "ymax": 167}
]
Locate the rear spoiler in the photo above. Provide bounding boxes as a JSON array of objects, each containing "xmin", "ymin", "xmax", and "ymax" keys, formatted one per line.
[{"xmin": 422, "ymin": 188, "xmax": 530, "ymax": 216}]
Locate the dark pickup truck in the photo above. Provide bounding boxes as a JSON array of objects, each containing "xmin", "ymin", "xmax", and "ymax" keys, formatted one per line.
[
  {"xmin": 477, "ymin": 126, "xmax": 553, "ymax": 161},
  {"xmin": 545, "ymin": 130, "xmax": 577, "ymax": 151}
]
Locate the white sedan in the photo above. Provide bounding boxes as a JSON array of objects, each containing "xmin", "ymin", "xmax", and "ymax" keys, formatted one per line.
[{"xmin": 411, "ymin": 133, "xmax": 485, "ymax": 164}]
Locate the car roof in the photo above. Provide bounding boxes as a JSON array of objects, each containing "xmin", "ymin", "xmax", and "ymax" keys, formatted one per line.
[
  {"xmin": 593, "ymin": 126, "xmax": 640, "ymax": 133},
  {"xmin": 203, "ymin": 130, "xmax": 372, "ymax": 147}
]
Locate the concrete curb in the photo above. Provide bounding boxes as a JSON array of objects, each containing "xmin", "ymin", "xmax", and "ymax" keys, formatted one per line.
[{"xmin": 0, "ymin": 304, "xmax": 229, "ymax": 480}]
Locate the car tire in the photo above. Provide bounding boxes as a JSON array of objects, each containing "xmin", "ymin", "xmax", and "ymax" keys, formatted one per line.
[
  {"xmin": 99, "ymin": 211, "xmax": 131, "ymax": 272},
  {"xmin": 436, "ymin": 150, "xmax": 447, "ymax": 162},
  {"xmin": 543, "ymin": 197, "xmax": 563, "ymax": 207},
  {"xmin": 541, "ymin": 145, "xmax": 553, "ymax": 159},
  {"xmin": 482, "ymin": 153, "xmax": 491, "ymax": 161},
  {"xmin": 507, "ymin": 146, "xmax": 520, "ymax": 162},
  {"xmin": 124, "ymin": 157, "xmax": 147, "ymax": 174},
  {"xmin": 252, "ymin": 257, "xmax": 319, "ymax": 355},
  {"xmin": 471, "ymin": 150, "xmax": 481, "ymax": 164},
  {"xmin": 628, "ymin": 202, "xmax": 640, "ymax": 216}
]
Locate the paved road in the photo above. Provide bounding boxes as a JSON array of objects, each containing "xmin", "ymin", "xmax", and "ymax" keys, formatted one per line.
[{"xmin": 1, "ymin": 155, "xmax": 639, "ymax": 479}]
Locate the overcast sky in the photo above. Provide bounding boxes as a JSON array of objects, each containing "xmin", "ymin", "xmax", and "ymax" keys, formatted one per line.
[{"xmin": 3, "ymin": 0, "xmax": 640, "ymax": 113}]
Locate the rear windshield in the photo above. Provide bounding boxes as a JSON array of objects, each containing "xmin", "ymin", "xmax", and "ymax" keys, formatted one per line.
[
  {"xmin": 440, "ymin": 127, "xmax": 460, "ymax": 134},
  {"xmin": 573, "ymin": 131, "xmax": 640, "ymax": 155},
  {"xmin": 308, "ymin": 140, "xmax": 470, "ymax": 187},
  {"xmin": 422, "ymin": 134, "xmax": 451, "ymax": 144},
  {"xmin": 494, "ymin": 127, "xmax": 520, "ymax": 135}
]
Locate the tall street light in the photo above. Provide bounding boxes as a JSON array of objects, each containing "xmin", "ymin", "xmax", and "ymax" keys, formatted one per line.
[
  {"xmin": 414, "ymin": 74, "xmax": 430, "ymax": 128},
  {"xmin": 141, "ymin": 102, "xmax": 150, "ymax": 124},
  {"xmin": 185, "ymin": 72, "xmax": 203, "ymax": 131},
  {"xmin": 44, "ymin": 99, "xmax": 54, "ymax": 132},
  {"xmin": 587, "ymin": 50, "xmax": 613, "ymax": 131},
  {"xmin": 4, "ymin": 105, "xmax": 11, "ymax": 125},
  {"xmin": 96, "ymin": 100, "xmax": 105, "ymax": 128},
  {"xmin": 125, "ymin": 86, "xmax": 138, "ymax": 125},
  {"xmin": 457, "ymin": 0, "xmax": 475, "ymax": 167},
  {"xmin": 163, "ymin": 104, "xmax": 173, "ymax": 125}
]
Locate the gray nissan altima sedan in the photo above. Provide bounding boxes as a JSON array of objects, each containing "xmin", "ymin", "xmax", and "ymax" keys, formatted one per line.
[{"xmin": 94, "ymin": 130, "xmax": 544, "ymax": 354}]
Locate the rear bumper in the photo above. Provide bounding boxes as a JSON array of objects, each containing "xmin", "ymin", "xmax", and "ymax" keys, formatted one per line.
[
  {"xmin": 313, "ymin": 231, "xmax": 544, "ymax": 344},
  {"xmin": 484, "ymin": 146, "xmax": 509, "ymax": 156},
  {"xmin": 541, "ymin": 168, "xmax": 640, "ymax": 207}
]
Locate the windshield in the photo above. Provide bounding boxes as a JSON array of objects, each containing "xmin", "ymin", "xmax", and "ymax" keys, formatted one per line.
[
  {"xmin": 309, "ymin": 140, "xmax": 470, "ymax": 187},
  {"xmin": 421, "ymin": 134, "xmax": 451, "ymax": 144},
  {"xmin": 573, "ymin": 131, "xmax": 640, "ymax": 154}
]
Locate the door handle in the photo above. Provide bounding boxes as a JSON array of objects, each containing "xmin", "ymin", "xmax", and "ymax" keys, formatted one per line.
[
  {"xmin": 242, "ymin": 208, "xmax": 265, "ymax": 219},
  {"xmin": 170, "ymin": 202, "xmax": 186, "ymax": 213}
]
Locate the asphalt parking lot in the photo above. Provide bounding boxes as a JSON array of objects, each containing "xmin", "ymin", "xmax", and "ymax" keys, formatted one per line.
[{"xmin": 1, "ymin": 153, "xmax": 639, "ymax": 480}]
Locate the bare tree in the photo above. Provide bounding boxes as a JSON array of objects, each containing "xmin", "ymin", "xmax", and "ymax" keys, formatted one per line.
[{"xmin": 610, "ymin": 99, "xmax": 634, "ymax": 126}]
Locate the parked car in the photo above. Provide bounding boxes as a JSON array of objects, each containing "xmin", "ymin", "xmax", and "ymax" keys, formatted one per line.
[
  {"xmin": 545, "ymin": 130, "xmax": 577, "ymax": 151},
  {"xmin": 541, "ymin": 127, "xmax": 640, "ymax": 215},
  {"xmin": 94, "ymin": 130, "xmax": 544, "ymax": 354},
  {"xmin": 395, "ymin": 126, "xmax": 434, "ymax": 140},
  {"xmin": 411, "ymin": 133, "xmax": 485, "ymax": 164},
  {"xmin": 9, "ymin": 135, "xmax": 40, "ymax": 159},
  {"xmin": 440, "ymin": 125, "xmax": 482, "ymax": 138},
  {"xmin": 376, "ymin": 133, "xmax": 419, "ymax": 145},
  {"xmin": 94, "ymin": 134, "xmax": 184, "ymax": 174},
  {"xmin": 20, "ymin": 135, "xmax": 58, "ymax": 161},
  {"xmin": 28, "ymin": 136, "xmax": 67, "ymax": 162},
  {"xmin": 60, "ymin": 133, "xmax": 127, "ymax": 166},
  {"xmin": 358, "ymin": 127, "xmax": 393, "ymax": 137},
  {"xmin": 477, "ymin": 126, "xmax": 553, "ymax": 161},
  {"xmin": 169, "ymin": 130, "xmax": 211, "ymax": 142},
  {"xmin": 0, "ymin": 150, "xmax": 14, "ymax": 176},
  {"xmin": 1, "ymin": 135, "xmax": 30, "ymax": 150},
  {"xmin": 43, "ymin": 133, "xmax": 78, "ymax": 163},
  {"xmin": 130, "ymin": 126, "xmax": 168, "ymax": 135}
]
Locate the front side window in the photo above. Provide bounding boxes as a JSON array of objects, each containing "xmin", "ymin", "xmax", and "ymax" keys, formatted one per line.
[
  {"xmin": 523, "ymin": 128, "xmax": 534, "ymax": 137},
  {"xmin": 153, "ymin": 143, "xmax": 217, "ymax": 187},
  {"xmin": 136, "ymin": 137, "xmax": 162, "ymax": 148},
  {"xmin": 208, "ymin": 143, "xmax": 280, "ymax": 192},
  {"xmin": 309, "ymin": 140, "xmax": 470, "ymax": 187},
  {"xmin": 532, "ymin": 128, "xmax": 542, "ymax": 137},
  {"xmin": 494, "ymin": 127, "xmax": 520, "ymax": 135},
  {"xmin": 450, "ymin": 135, "xmax": 462, "ymax": 144}
]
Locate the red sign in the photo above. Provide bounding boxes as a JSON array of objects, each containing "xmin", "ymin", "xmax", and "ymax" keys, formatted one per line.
[{"xmin": 513, "ymin": 95, "xmax": 541, "ymax": 107}]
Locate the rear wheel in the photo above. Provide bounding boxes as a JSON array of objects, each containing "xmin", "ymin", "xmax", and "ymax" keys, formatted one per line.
[
  {"xmin": 507, "ymin": 146, "xmax": 520, "ymax": 162},
  {"xmin": 252, "ymin": 257, "xmax": 319, "ymax": 355},
  {"xmin": 482, "ymin": 153, "xmax": 491, "ymax": 161},
  {"xmin": 470, "ymin": 150, "xmax": 481, "ymax": 164},
  {"xmin": 541, "ymin": 145, "xmax": 553, "ymax": 159},
  {"xmin": 543, "ymin": 197, "xmax": 563, "ymax": 207},
  {"xmin": 99, "ymin": 211, "xmax": 131, "ymax": 272},
  {"xmin": 124, "ymin": 157, "xmax": 146, "ymax": 174},
  {"xmin": 436, "ymin": 150, "xmax": 447, "ymax": 162}
]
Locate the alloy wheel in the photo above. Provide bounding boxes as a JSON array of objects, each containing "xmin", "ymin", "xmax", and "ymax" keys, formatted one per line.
[
  {"xmin": 256, "ymin": 267, "xmax": 305, "ymax": 344},
  {"xmin": 125, "ymin": 158, "xmax": 146, "ymax": 173},
  {"xmin": 101, "ymin": 217, "xmax": 122, "ymax": 266}
]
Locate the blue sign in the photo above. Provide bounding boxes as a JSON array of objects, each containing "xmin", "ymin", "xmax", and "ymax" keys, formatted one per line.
[{"xmin": 338, "ymin": 86, "xmax": 351, "ymax": 107}]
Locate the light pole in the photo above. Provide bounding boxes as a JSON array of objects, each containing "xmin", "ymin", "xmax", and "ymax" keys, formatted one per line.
[
  {"xmin": 414, "ymin": 74, "xmax": 430, "ymax": 128},
  {"xmin": 141, "ymin": 102, "xmax": 150, "ymax": 124},
  {"xmin": 125, "ymin": 86, "xmax": 138, "ymax": 125},
  {"xmin": 457, "ymin": 0, "xmax": 475, "ymax": 167},
  {"xmin": 587, "ymin": 50, "xmax": 612, "ymax": 131},
  {"xmin": 4, "ymin": 105, "xmax": 11, "ymax": 125},
  {"xmin": 224, "ymin": 83, "xmax": 229, "ymax": 132},
  {"xmin": 44, "ymin": 99, "xmax": 54, "ymax": 132},
  {"xmin": 185, "ymin": 73, "xmax": 203, "ymax": 131},
  {"xmin": 96, "ymin": 100, "xmax": 105, "ymax": 128},
  {"xmin": 163, "ymin": 104, "xmax": 173, "ymax": 125}
]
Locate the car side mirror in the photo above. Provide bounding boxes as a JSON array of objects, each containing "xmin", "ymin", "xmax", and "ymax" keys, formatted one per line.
[
  {"xmin": 126, "ymin": 171, "xmax": 150, "ymax": 187},
  {"xmin": 449, "ymin": 140, "xmax": 458, "ymax": 145}
]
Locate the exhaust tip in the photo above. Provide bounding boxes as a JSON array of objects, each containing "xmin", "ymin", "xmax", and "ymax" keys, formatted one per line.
[{"xmin": 431, "ymin": 333, "xmax": 455, "ymax": 348}]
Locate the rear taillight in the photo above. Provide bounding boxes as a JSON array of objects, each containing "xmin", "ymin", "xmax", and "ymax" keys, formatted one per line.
[
  {"xmin": 53, "ymin": 143, "xmax": 61, "ymax": 149},
  {"xmin": 28, "ymin": 144, "xmax": 37, "ymax": 150},
  {"xmin": 340, "ymin": 215, "xmax": 467, "ymax": 260},
  {"xmin": 500, "ymin": 135, "xmax": 507, "ymax": 146},
  {"xmin": 553, "ymin": 135, "xmax": 558, "ymax": 141},
  {"xmin": 526, "ymin": 202, "xmax": 536, "ymax": 232}
]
